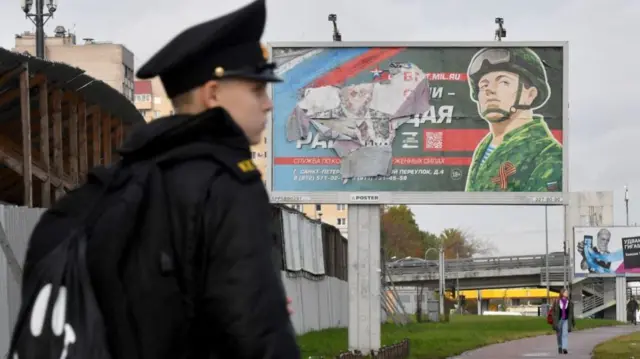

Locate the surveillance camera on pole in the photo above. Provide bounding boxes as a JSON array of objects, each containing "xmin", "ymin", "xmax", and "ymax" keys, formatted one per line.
[
  {"xmin": 47, "ymin": 0, "xmax": 57, "ymax": 13},
  {"xmin": 328, "ymin": 13, "xmax": 342, "ymax": 42},
  {"xmin": 19, "ymin": 0, "xmax": 59, "ymax": 58},
  {"xmin": 20, "ymin": 0, "xmax": 33, "ymax": 14},
  {"xmin": 494, "ymin": 17, "xmax": 506, "ymax": 41}
]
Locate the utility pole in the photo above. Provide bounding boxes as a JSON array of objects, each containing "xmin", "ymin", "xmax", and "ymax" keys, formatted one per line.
[
  {"xmin": 456, "ymin": 251, "xmax": 460, "ymax": 312},
  {"xmin": 625, "ymin": 186, "xmax": 630, "ymax": 226},
  {"xmin": 545, "ymin": 205, "xmax": 550, "ymax": 303},
  {"xmin": 328, "ymin": 14, "xmax": 342, "ymax": 42},
  {"xmin": 438, "ymin": 247, "xmax": 445, "ymax": 319},
  {"xmin": 494, "ymin": 17, "xmax": 506, "ymax": 41},
  {"xmin": 20, "ymin": 0, "xmax": 58, "ymax": 59}
]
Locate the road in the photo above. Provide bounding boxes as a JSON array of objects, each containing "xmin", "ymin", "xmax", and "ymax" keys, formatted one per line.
[{"xmin": 449, "ymin": 325, "xmax": 639, "ymax": 359}]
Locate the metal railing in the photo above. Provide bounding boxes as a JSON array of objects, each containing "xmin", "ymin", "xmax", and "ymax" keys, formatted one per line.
[
  {"xmin": 336, "ymin": 339, "xmax": 410, "ymax": 359},
  {"xmin": 583, "ymin": 294, "xmax": 605, "ymax": 313},
  {"xmin": 539, "ymin": 267, "xmax": 571, "ymax": 284},
  {"xmin": 583, "ymin": 278, "xmax": 605, "ymax": 298},
  {"xmin": 388, "ymin": 254, "xmax": 566, "ymax": 275}
]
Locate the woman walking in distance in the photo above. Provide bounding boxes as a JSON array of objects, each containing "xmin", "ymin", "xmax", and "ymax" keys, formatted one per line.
[{"xmin": 552, "ymin": 288, "xmax": 576, "ymax": 354}]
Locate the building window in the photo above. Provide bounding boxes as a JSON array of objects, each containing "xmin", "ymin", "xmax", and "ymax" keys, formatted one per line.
[
  {"xmin": 291, "ymin": 204, "xmax": 302, "ymax": 211},
  {"xmin": 135, "ymin": 94, "xmax": 151, "ymax": 102},
  {"xmin": 154, "ymin": 96, "xmax": 162, "ymax": 104},
  {"xmin": 153, "ymin": 111, "xmax": 160, "ymax": 118},
  {"xmin": 337, "ymin": 218, "xmax": 346, "ymax": 226},
  {"xmin": 264, "ymin": 137, "xmax": 268, "ymax": 144},
  {"xmin": 315, "ymin": 204, "xmax": 321, "ymax": 211},
  {"xmin": 337, "ymin": 204, "xmax": 346, "ymax": 211}
]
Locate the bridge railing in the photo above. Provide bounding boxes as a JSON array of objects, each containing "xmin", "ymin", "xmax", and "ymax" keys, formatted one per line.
[{"xmin": 387, "ymin": 254, "xmax": 566, "ymax": 275}]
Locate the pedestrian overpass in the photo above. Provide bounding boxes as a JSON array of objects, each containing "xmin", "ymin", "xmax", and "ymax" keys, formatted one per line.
[{"xmin": 384, "ymin": 254, "xmax": 629, "ymax": 320}]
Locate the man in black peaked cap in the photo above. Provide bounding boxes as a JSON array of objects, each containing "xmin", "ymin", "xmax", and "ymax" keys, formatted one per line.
[{"xmin": 90, "ymin": 0, "xmax": 299, "ymax": 358}]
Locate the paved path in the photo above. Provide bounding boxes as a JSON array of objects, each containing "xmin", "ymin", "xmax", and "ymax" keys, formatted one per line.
[{"xmin": 449, "ymin": 325, "xmax": 640, "ymax": 359}]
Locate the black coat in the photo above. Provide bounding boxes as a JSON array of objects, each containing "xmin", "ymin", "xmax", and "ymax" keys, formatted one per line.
[{"xmin": 25, "ymin": 107, "xmax": 300, "ymax": 359}]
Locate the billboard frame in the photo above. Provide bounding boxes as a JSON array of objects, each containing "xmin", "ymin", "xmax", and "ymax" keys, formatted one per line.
[
  {"xmin": 573, "ymin": 225, "xmax": 640, "ymax": 279},
  {"xmin": 265, "ymin": 41, "xmax": 569, "ymax": 205}
]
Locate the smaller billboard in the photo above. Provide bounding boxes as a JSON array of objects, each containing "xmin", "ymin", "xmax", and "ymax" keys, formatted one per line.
[{"xmin": 574, "ymin": 226, "xmax": 640, "ymax": 277}]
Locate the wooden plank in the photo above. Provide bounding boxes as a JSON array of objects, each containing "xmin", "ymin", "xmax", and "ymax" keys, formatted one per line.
[
  {"xmin": 69, "ymin": 96, "xmax": 79, "ymax": 184},
  {"xmin": 92, "ymin": 111, "xmax": 101, "ymax": 166},
  {"xmin": 52, "ymin": 89, "xmax": 64, "ymax": 200},
  {"xmin": 0, "ymin": 74, "xmax": 46, "ymax": 107},
  {"xmin": 78, "ymin": 99, "xmax": 88, "ymax": 180},
  {"xmin": 0, "ymin": 65, "xmax": 25, "ymax": 88},
  {"xmin": 0, "ymin": 144, "xmax": 73, "ymax": 189},
  {"xmin": 19, "ymin": 63, "xmax": 32, "ymax": 207},
  {"xmin": 39, "ymin": 81, "xmax": 51, "ymax": 207},
  {"xmin": 102, "ymin": 112, "xmax": 112, "ymax": 164}
]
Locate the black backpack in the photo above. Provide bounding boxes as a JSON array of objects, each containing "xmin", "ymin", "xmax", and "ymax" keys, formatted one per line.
[{"xmin": 7, "ymin": 144, "xmax": 208, "ymax": 359}]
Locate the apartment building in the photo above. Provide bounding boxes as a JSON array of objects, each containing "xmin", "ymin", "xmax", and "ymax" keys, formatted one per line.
[
  {"xmin": 134, "ymin": 77, "xmax": 174, "ymax": 122},
  {"xmin": 14, "ymin": 26, "xmax": 135, "ymax": 101},
  {"xmin": 133, "ymin": 80, "xmax": 349, "ymax": 238}
]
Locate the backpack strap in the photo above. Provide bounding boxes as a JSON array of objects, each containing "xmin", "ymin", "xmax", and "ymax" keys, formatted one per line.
[{"xmin": 145, "ymin": 143, "xmax": 226, "ymax": 319}]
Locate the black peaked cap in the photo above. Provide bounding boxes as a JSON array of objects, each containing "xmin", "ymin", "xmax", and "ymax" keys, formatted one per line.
[{"xmin": 136, "ymin": 0, "xmax": 281, "ymax": 98}]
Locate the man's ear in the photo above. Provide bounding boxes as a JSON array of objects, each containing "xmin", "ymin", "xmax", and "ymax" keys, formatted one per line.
[{"xmin": 199, "ymin": 80, "xmax": 220, "ymax": 108}]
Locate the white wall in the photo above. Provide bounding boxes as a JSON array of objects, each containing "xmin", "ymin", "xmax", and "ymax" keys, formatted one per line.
[{"xmin": 282, "ymin": 272, "xmax": 348, "ymax": 335}]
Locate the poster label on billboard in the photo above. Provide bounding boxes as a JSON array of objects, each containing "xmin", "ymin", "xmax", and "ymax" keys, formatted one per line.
[
  {"xmin": 268, "ymin": 43, "xmax": 567, "ymax": 204},
  {"xmin": 350, "ymin": 193, "xmax": 381, "ymax": 202},
  {"xmin": 574, "ymin": 227, "xmax": 640, "ymax": 277}
]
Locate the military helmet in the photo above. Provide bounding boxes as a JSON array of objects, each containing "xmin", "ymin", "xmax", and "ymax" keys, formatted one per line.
[{"xmin": 467, "ymin": 48, "xmax": 551, "ymax": 110}]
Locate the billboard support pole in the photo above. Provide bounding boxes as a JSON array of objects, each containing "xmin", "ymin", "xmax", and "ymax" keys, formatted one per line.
[
  {"xmin": 347, "ymin": 204, "xmax": 381, "ymax": 353},
  {"xmin": 545, "ymin": 205, "xmax": 550, "ymax": 302}
]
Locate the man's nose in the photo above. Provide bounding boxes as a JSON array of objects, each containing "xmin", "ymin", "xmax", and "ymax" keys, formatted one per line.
[{"xmin": 264, "ymin": 98, "xmax": 274, "ymax": 112}]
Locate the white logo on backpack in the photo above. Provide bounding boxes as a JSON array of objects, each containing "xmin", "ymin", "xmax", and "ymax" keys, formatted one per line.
[{"xmin": 15, "ymin": 283, "xmax": 77, "ymax": 359}]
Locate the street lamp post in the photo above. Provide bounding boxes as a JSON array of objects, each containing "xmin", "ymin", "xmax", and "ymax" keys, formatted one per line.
[{"xmin": 20, "ymin": 0, "xmax": 58, "ymax": 59}]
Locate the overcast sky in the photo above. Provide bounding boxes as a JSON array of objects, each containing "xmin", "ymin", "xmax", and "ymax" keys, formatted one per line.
[{"xmin": 1, "ymin": 0, "xmax": 639, "ymax": 256}]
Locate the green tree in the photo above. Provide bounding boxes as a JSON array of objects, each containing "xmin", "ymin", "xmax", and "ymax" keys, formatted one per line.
[
  {"xmin": 381, "ymin": 205, "xmax": 423, "ymax": 259},
  {"xmin": 421, "ymin": 231, "xmax": 440, "ymax": 259},
  {"xmin": 438, "ymin": 227, "xmax": 495, "ymax": 259}
]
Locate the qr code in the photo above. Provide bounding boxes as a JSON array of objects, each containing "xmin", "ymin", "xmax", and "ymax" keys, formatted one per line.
[{"xmin": 424, "ymin": 131, "xmax": 443, "ymax": 150}]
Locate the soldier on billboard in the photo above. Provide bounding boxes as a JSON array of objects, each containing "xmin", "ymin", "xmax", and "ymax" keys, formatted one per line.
[{"xmin": 465, "ymin": 48, "xmax": 563, "ymax": 192}]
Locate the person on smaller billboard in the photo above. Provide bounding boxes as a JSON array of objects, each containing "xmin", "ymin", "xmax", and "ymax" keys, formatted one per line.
[
  {"xmin": 465, "ymin": 47, "xmax": 563, "ymax": 192},
  {"xmin": 577, "ymin": 229, "xmax": 623, "ymax": 273}
]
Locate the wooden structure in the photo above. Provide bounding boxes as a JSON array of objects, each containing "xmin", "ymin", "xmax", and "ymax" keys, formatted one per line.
[{"xmin": 0, "ymin": 48, "xmax": 144, "ymax": 208}]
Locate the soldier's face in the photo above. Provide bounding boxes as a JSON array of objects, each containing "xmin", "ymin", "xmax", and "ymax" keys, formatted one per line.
[
  {"xmin": 210, "ymin": 79, "xmax": 272, "ymax": 145},
  {"xmin": 340, "ymin": 84, "xmax": 373, "ymax": 116},
  {"xmin": 477, "ymin": 71, "xmax": 537, "ymax": 122}
]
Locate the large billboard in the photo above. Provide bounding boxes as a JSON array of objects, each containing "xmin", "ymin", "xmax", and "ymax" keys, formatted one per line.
[
  {"xmin": 574, "ymin": 226, "xmax": 640, "ymax": 277},
  {"xmin": 267, "ymin": 42, "xmax": 568, "ymax": 205}
]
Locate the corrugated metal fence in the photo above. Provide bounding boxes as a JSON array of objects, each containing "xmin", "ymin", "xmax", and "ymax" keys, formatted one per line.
[
  {"xmin": 0, "ymin": 203, "xmax": 351, "ymax": 355},
  {"xmin": 0, "ymin": 205, "xmax": 46, "ymax": 357}
]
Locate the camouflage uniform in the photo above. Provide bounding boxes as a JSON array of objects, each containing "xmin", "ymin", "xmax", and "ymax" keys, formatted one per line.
[
  {"xmin": 465, "ymin": 115, "xmax": 562, "ymax": 192},
  {"xmin": 464, "ymin": 47, "xmax": 562, "ymax": 192}
]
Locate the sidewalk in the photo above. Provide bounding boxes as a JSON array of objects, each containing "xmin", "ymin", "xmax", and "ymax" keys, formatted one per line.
[{"xmin": 449, "ymin": 325, "xmax": 639, "ymax": 359}]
